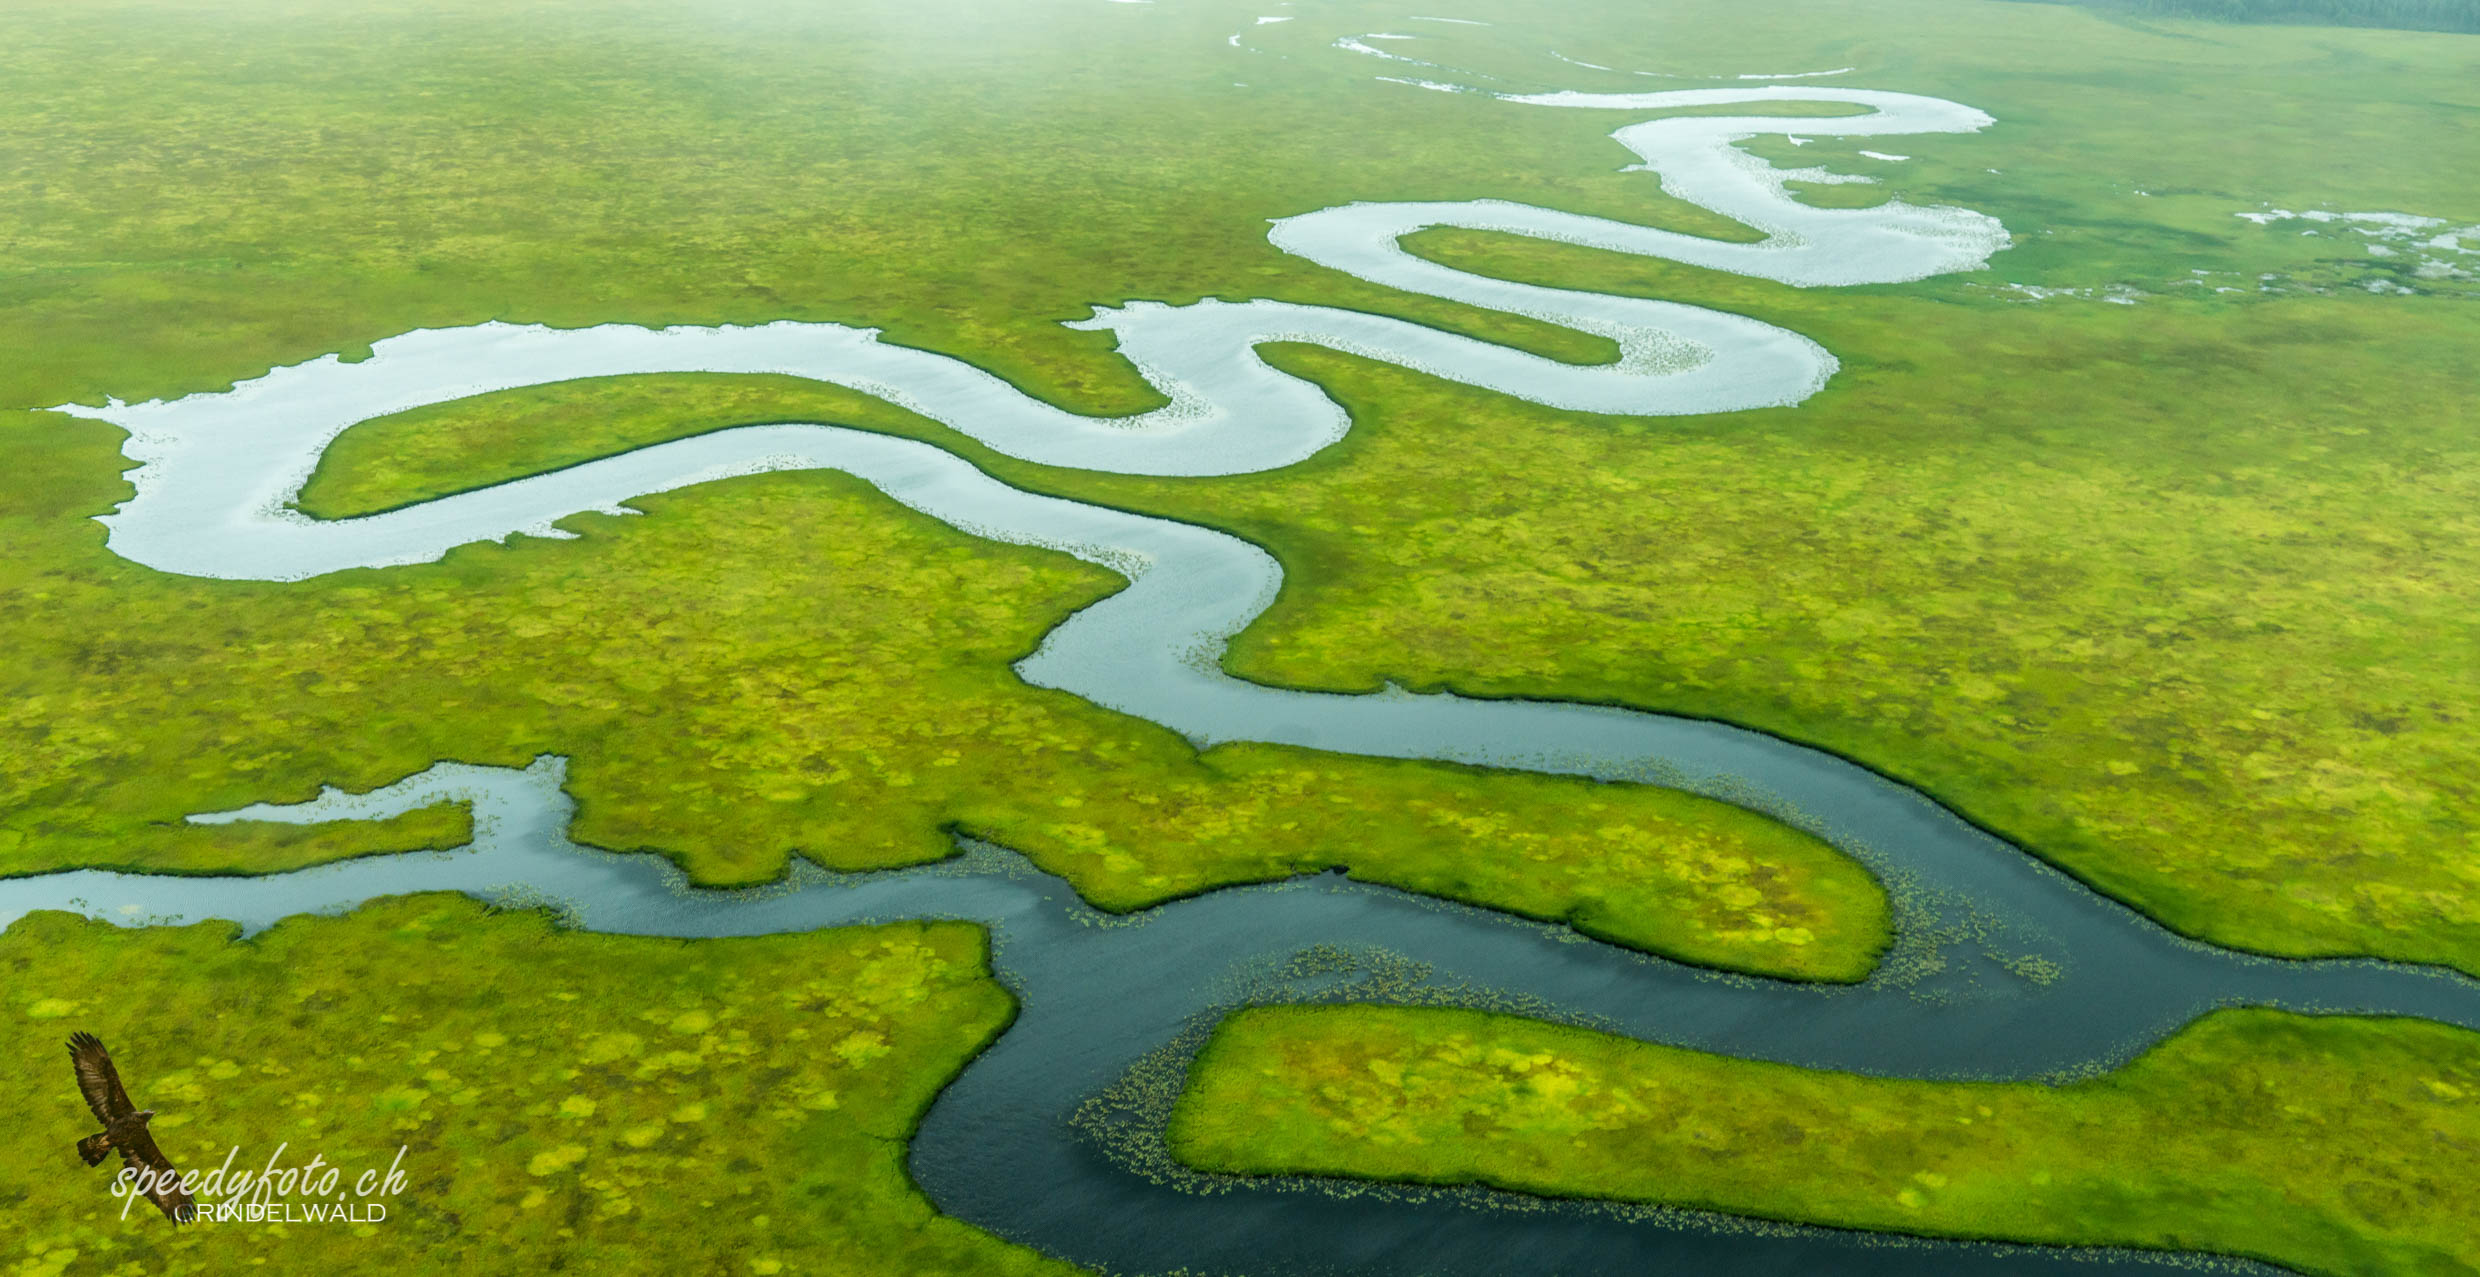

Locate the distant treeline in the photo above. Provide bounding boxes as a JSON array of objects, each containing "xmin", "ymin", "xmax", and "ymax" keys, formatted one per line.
[{"xmin": 2071, "ymin": 0, "xmax": 2480, "ymax": 32}]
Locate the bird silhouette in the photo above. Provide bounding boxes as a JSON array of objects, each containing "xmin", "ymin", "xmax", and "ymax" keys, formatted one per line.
[{"xmin": 69, "ymin": 1031, "xmax": 195, "ymax": 1223}]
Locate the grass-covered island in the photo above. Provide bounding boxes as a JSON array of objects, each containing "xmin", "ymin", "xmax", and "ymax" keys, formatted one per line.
[{"xmin": 1169, "ymin": 1004, "xmax": 2480, "ymax": 1277}]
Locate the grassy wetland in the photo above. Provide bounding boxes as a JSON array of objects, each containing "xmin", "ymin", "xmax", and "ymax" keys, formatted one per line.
[
  {"xmin": 1170, "ymin": 1004, "xmax": 2480, "ymax": 1277},
  {"xmin": 3, "ymin": 0, "xmax": 2476, "ymax": 1264},
  {"xmin": 0, "ymin": 899, "xmax": 1073, "ymax": 1275},
  {"xmin": 9, "ymin": 0, "xmax": 2466, "ymax": 973},
  {"xmin": 2, "ymin": 409, "xmax": 1883, "ymax": 981}
]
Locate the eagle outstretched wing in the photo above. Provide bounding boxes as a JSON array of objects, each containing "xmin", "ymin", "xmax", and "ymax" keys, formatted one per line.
[
  {"xmin": 117, "ymin": 1125, "xmax": 198, "ymax": 1223},
  {"xmin": 67, "ymin": 1031, "xmax": 134, "ymax": 1124},
  {"xmin": 67, "ymin": 1031, "xmax": 193, "ymax": 1223}
]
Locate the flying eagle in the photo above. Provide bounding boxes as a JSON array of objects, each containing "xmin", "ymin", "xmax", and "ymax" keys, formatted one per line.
[{"xmin": 68, "ymin": 1031, "xmax": 196, "ymax": 1223}]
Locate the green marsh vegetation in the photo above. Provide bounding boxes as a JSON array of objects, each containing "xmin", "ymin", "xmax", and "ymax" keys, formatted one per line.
[
  {"xmin": 0, "ymin": 413, "xmax": 1881, "ymax": 980},
  {"xmin": 2057, "ymin": 0, "xmax": 2480, "ymax": 35},
  {"xmin": 1170, "ymin": 1003, "xmax": 2480, "ymax": 1277},
  {"xmin": 1, "ymin": 900, "xmax": 1072, "ymax": 1274},
  {"xmin": 5, "ymin": 0, "xmax": 2477, "ymax": 1262},
  {"xmin": 1, "ymin": 2, "xmax": 2474, "ymax": 972}
]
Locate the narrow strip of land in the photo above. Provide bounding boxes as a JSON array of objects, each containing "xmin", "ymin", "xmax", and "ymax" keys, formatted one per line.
[{"xmin": 1171, "ymin": 1003, "xmax": 2480, "ymax": 1277}]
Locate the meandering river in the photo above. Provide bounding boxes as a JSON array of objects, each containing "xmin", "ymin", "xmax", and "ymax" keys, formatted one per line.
[{"xmin": 22, "ymin": 86, "xmax": 2470, "ymax": 1272}]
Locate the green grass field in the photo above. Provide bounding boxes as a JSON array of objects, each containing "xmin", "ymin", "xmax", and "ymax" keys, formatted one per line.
[
  {"xmin": 0, "ymin": 416, "xmax": 1883, "ymax": 981},
  {"xmin": 1171, "ymin": 1003, "xmax": 2480, "ymax": 1277},
  {"xmin": 0, "ymin": 900, "xmax": 1071, "ymax": 1275},
  {"xmin": 10, "ymin": 0, "xmax": 2471, "ymax": 973},
  {"xmin": 5, "ymin": 0, "xmax": 2476, "ymax": 1265}
]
